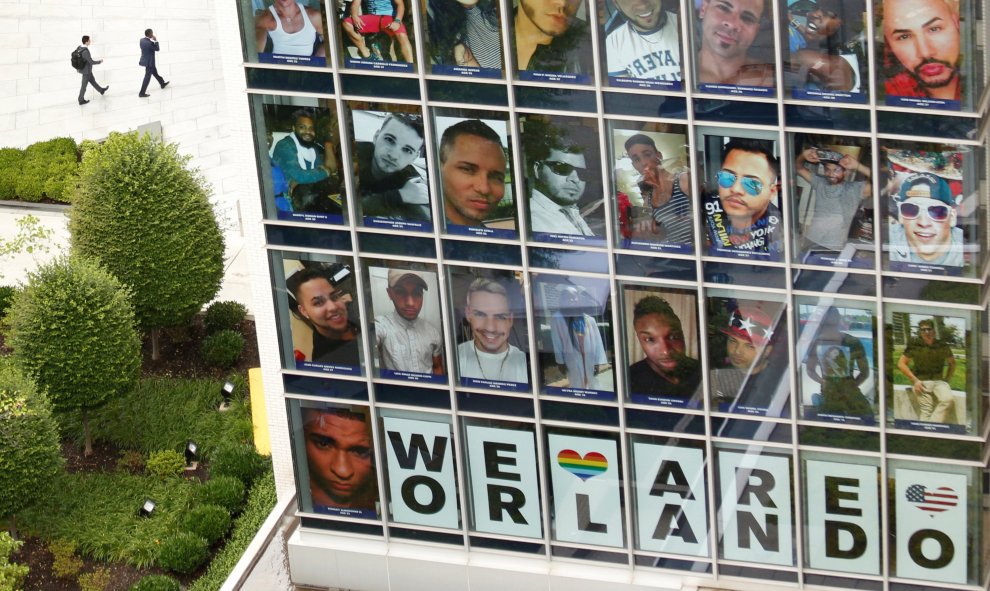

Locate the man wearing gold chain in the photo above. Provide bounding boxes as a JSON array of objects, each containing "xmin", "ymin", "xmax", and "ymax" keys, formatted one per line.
[{"xmin": 457, "ymin": 278, "xmax": 529, "ymax": 384}]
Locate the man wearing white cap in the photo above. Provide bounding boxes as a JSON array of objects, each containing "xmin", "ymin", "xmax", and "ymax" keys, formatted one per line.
[
  {"xmin": 889, "ymin": 172, "xmax": 962, "ymax": 267},
  {"xmin": 374, "ymin": 269, "xmax": 445, "ymax": 375}
]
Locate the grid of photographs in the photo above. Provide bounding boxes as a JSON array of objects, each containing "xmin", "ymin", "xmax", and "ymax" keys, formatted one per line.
[{"xmin": 241, "ymin": 0, "xmax": 983, "ymax": 111}]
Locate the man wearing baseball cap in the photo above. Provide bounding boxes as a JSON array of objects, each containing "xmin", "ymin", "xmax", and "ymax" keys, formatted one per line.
[
  {"xmin": 889, "ymin": 172, "xmax": 962, "ymax": 268},
  {"xmin": 374, "ymin": 269, "xmax": 445, "ymax": 376},
  {"xmin": 710, "ymin": 304, "xmax": 786, "ymax": 412},
  {"xmin": 794, "ymin": 146, "xmax": 871, "ymax": 254}
]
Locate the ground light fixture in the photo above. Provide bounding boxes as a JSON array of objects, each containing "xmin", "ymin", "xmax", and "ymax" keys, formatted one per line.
[
  {"xmin": 220, "ymin": 380, "xmax": 235, "ymax": 411},
  {"xmin": 139, "ymin": 498, "xmax": 156, "ymax": 518},
  {"xmin": 184, "ymin": 440, "xmax": 199, "ymax": 470}
]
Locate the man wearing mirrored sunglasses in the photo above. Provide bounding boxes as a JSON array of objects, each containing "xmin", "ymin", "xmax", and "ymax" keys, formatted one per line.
[
  {"xmin": 703, "ymin": 137, "xmax": 782, "ymax": 259},
  {"xmin": 288, "ymin": 265, "xmax": 360, "ymax": 367},
  {"xmin": 527, "ymin": 134, "xmax": 598, "ymax": 237},
  {"xmin": 888, "ymin": 172, "xmax": 961, "ymax": 268}
]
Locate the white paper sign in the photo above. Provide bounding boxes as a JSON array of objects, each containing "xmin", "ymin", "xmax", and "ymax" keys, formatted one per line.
[
  {"xmin": 895, "ymin": 468, "xmax": 968, "ymax": 584},
  {"xmin": 718, "ymin": 450, "xmax": 793, "ymax": 566},
  {"xmin": 805, "ymin": 460, "xmax": 879, "ymax": 574},
  {"xmin": 382, "ymin": 416, "xmax": 458, "ymax": 528},
  {"xmin": 633, "ymin": 443, "xmax": 709, "ymax": 556},
  {"xmin": 465, "ymin": 425, "xmax": 542, "ymax": 538},
  {"xmin": 548, "ymin": 433, "xmax": 624, "ymax": 547}
]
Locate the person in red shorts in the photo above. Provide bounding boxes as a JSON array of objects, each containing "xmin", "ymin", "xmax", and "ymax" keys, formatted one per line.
[{"xmin": 342, "ymin": 0, "xmax": 415, "ymax": 63}]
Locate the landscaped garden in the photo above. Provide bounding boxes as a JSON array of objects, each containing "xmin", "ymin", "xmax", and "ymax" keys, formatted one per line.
[{"xmin": 0, "ymin": 131, "xmax": 273, "ymax": 591}]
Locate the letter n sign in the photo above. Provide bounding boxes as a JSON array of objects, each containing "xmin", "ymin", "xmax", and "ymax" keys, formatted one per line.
[
  {"xmin": 718, "ymin": 450, "xmax": 794, "ymax": 566},
  {"xmin": 465, "ymin": 425, "xmax": 542, "ymax": 538},
  {"xmin": 383, "ymin": 416, "xmax": 458, "ymax": 528}
]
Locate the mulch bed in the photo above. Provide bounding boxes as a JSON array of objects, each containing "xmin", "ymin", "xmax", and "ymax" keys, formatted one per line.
[{"xmin": 8, "ymin": 317, "xmax": 260, "ymax": 591}]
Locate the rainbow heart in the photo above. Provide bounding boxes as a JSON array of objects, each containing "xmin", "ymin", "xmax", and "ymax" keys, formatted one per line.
[{"xmin": 557, "ymin": 449, "xmax": 608, "ymax": 481}]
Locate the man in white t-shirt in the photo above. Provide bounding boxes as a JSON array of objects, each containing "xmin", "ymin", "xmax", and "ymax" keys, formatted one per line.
[
  {"xmin": 605, "ymin": 0, "xmax": 681, "ymax": 83},
  {"xmin": 457, "ymin": 278, "xmax": 528, "ymax": 384}
]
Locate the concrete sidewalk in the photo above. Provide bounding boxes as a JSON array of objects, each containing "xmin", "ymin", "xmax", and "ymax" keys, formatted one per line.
[{"xmin": 0, "ymin": 203, "xmax": 253, "ymax": 317}]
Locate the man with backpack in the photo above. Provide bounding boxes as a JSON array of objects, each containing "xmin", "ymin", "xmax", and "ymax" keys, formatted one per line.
[{"xmin": 74, "ymin": 35, "xmax": 108, "ymax": 105}]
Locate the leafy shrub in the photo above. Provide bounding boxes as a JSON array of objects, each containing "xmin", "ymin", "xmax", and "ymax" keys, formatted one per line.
[
  {"xmin": 157, "ymin": 532, "xmax": 208, "ymax": 574},
  {"xmin": 16, "ymin": 137, "xmax": 78, "ymax": 203},
  {"xmin": 0, "ymin": 148, "xmax": 23, "ymax": 199},
  {"xmin": 203, "ymin": 300, "xmax": 247, "ymax": 334},
  {"xmin": 0, "ymin": 532, "xmax": 29, "ymax": 591},
  {"xmin": 193, "ymin": 476, "xmax": 245, "ymax": 513},
  {"xmin": 145, "ymin": 450, "xmax": 185, "ymax": 480},
  {"xmin": 129, "ymin": 574, "xmax": 181, "ymax": 591},
  {"xmin": 49, "ymin": 538, "xmax": 83, "ymax": 579},
  {"xmin": 209, "ymin": 442, "xmax": 268, "ymax": 486},
  {"xmin": 0, "ymin": 286, "xmax": 16, "ymax": 319},
  {"xmin": 78, "ymin": 567, "xmax": 111, "ymax": 591},
  {"xmin": 200, "ymin": 330, "xmax": 244, "ymax": 369},
  {"xmin": 187, "ymin": 470, "xmax": 276, "ymax": 591},
  {"xmin": 182, "ymin": 504, "xmax": 232, "ymax": 545},
  {"xmin": 116, "ymin": 450, "xmax": 145, "ymax": 474}
]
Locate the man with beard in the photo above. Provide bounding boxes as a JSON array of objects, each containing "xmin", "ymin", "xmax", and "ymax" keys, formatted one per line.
[
  {"xmin": 604, "ymin": 0, "xmax": 681, "ymax": 84},
  {"xmin": 896, "ymin": 319, "xmax": 957, "ymax": 423},
  {"xmin": 374, "ymin": 269, "xmax": 445, "ymax": 375},
  {"xmin": 882, "ymin": 0, "xmax": 961, "ymax": 102},
  {"xmin": 457, "ymin": 278, "xmax": 528, "ymax": 384},
  {"xmin": 710, "ymin": 305, "xmax": 786, "ymax": 412},
  {"xmin": 694, "ymin": 0, "xmax": 774, "ymax": 87},
  {"xmin": 794, "ymin": 146, "xmax": 871, "ymax": 253},
  {"xmin": 702, "ymin": 138, "xmax": 782, "ymax": 258},
  {"xmin": 273, "ymin": 110, "xmax": 341, "ymax": 213},
  {"xmin": 627, "ymin": 295, "xmax": 701, "ymax": 402},
  {"xmin": 439, "ymin": 119, "xmax": 508, "ymax": 229},
  {"xmin": 787, "ymin": 0, "xmax": 859, "ymax": 92},
  {"xmin": 356, "ymin": 112, "xmax": 430, "ymax": 221},
  {"xmin": 526, "ymin": 128, "xmax": 598, "ymax": 237},
  {"xmin": 514, "ymin": 0, "xmax": 593, "ymax": 74},
  {"xmin": 889, "ymin": 172, "xmax": 962, "ymax": 268},
  {"xmin": 302, "ymin": 406, "xmax": 378, "ymax": 514},
  {"xmin": 288, "ymin": 265, "xmax": 359, "ymax": 367}
]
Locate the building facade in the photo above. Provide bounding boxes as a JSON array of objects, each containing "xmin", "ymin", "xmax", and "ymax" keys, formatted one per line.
[{"xmin": 234, "ymin": 0, "xmax": 990, "ymax": 588}]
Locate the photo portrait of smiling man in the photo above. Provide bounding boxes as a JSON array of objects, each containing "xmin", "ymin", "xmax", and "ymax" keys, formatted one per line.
[
  {"xmin": 881, "ymin": 0, "xmax": 962, "ymax": 105},
  {"xmin": 693, "ymin": 0, "xmax": 774, "ymax": 89},
  {"xmin": 888, "ymin": 172, "xmax": 962, "ymax": 269},
  {"xmin": 604, "ymin": 0, "xmax": 682, "ymax": 87},
  {"xmin": 456, "ymin": 277, "xmax": 529, "ymax": 385}
]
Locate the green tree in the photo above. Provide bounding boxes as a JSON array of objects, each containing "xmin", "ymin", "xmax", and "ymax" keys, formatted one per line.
[
  {"xmin": 0, "ymin": 361, "xmax": 63, "ymax": 539},
  {"xmin": 6, "ymin": 257, "xmax": 141, "ymax": 456},
  {"xmin": 70, "ymin": 131, "xmax": 225, "ymax": 359}
]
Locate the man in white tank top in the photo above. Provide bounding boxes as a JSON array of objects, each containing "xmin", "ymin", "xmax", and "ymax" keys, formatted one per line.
[{"xmin": 256, "ymin": 0, "xmax": 326, "ymax": 56}]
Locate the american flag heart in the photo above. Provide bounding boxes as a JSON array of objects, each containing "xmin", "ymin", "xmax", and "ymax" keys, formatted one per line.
[{"xmin": 906, "ymin": 484, "xmax": 958, "ymax": 514}]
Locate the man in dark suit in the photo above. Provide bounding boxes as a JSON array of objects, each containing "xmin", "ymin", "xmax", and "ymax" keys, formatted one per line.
[
  {"xmin": 138, "ymin": 28, "xmax": 169, "ymax": 97},
  {"xmin": 76, "ymin": 35, "xmax": 108, "ymax": 105}
]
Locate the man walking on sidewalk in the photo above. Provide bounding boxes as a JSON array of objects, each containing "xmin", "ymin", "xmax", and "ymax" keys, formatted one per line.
[
  {"xmin": 76, "ymin": 35, "xmax": 108, "ymax": 105},
  {"xmin": 139, "ymin": 28, "xmax": 169, "ymax": 97}
]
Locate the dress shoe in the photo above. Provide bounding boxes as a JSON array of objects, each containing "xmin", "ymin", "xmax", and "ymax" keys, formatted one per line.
[
  {"xmin": 78, "ymin": 99, "xmax": 89, "ymax": 105},
  {"xmin": 139, "ymin": 93, "xmax": 151, "ymax": 98},
  {"xmin": 161, "ymin": 81, "xmax": 170, "ymax": 89},
  {"xmin": 99, "ymin": 86, "xmax": 109, "ymax": 95}
]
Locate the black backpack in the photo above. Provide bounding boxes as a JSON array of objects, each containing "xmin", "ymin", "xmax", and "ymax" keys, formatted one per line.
[{"xmin": 71, "ymin": 47, "xmax": 85, "ymax": 70}]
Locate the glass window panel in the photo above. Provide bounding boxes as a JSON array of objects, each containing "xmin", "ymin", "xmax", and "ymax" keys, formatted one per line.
[
  {"xmin": 625, "ymin": 408, "xmax": 707, "ymax": 434},
  {"xmin": 443, "ymin": 239, "xmax": 522, "ymax": 265},
  {"xmin": 540, "ymin": 400, "xmax": 620, "ymax": 425},
  {"xmin": 359, "ymin": 232, "xmax": 438, "ymax": 258},
  {"xmin": 448, "ymin": 266, "xmax": 531, "ymax": 391},
  {"xmin": 272, "ymin": 251, "xmax": 363, "ymax": 375},
  {"xmin": 529, "ymin": 247, "xmax": 610, "ymax": 273},
  {"xmin": 603, "ymin": 92, "xmax": 688, "ymax": 119},
  {"xmin": 600, "ymin": 0, "xmax": 685, "ymax": 91},
  {"xmin": 510, "ymin": 0, "xmax": 595, "ymax": 85},
  {"xmin": 340, "ymin": 73, "xmax": 421, "ymax": 99},
  {"xmin": 702, "ymin": 260, "xmax": 787, "ymax": 288},
  {"xmin": 798, "ymin": 426, "xmax": 880, "ymax": 451},
  {"xmin": 532, "ymin": 274, "xmax": 616, "ymax": 400},
  {"xmin": 242, "ymin": 0, "xmax": 330, "ymax": 67},
  {"xmin": 265, "ymin": 225, "xmax": 354, "ymax": 251},
  {"xmin": 793, "ymin": 268, "xmax": 877, "ymax": 296},
  {"xmin": 608, "ymin": 121, "xmax": 694, "ymax": 254},
  {"xmin": 288, "ymin": 399, "xmax": 381, "ymax": 519},
  {"xmin": 422, "ymin": 0, "xmax": 505, "ymax": 78},
  {"xmin": 783, "ymin": 105, "xmax": 872, "ymax": 133},
  {"xmin": 427, "ymin": 79, "xmax": 510, "ymax": 106},
  {"xmin": 795, "ymin": 296, "xmax": 878, "ymax": 426},
  {"xmin": 706, "ymin": 289, "xmax": 790, "ymax": 417},
  {"xmin": 614, "ymin": 253, "xmax": 697, "ymax": 282},
  {"xmin": 246, "ymin": 68, "xmax": 335, "ymax": 92},
  {"xmin": 334, "ymin": 0, "xmax": 418, "ymax": 72},
  {"xmin": 884, "ymin": 304, "xmax": 979, "ymax": 435},
  {"xmin": 457, "ymin": 391, "xmax": 536, "ymax": 417},
  {"xmin": 363, "ymin": 259, "xmax": 448, "ymax": 383}
]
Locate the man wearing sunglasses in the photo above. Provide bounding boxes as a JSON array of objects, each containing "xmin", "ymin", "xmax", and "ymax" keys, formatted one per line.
[
  {"xmin": 896, "ymin": 319, "xmax": 957, "ymax": 424},
  {"xmin": 526, "ymin": 130, "xmax": 599, "ymax": 238},
  {"xmin": 889, "ymin": 172, "xmax": 961, "ymax": 268},
  {"xmin": 794, "ymin": 146, "xmax": 871, "ymax": 254},
  {"xmin": 288, "ymin": 265, "xmax": 360, "ymax": 367},
  {"xmin": 703, "ymin": 138, "xmax": 782, "ymax": 259}
]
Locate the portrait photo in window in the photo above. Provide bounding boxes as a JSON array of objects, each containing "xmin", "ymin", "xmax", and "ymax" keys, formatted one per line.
[
  {"xmin": 347, "ymin": 104, "xmax": 432, "ymax": 232},
  {"xmin": 257, "ymin": 97, "xmax": 346, "ymax": 225},
  {"xmin": 449, "ymin": 267, "xmax": 530, "ymax": 391},
  {"xmin": 782, "ymin": 0, "xmax": 868, "ymax": 103},
  {"xmin": 690, "ymin": 0, "xmax": 777, "ymax": 96},
  {"xmin": 532, "ymin": 274, "xmax": 615, "ymax": 400},
  {"xmin": 609, "ymin": 124, "xmax": 693, "ymax": 254},
  {"xmin": 621, "ymin": 284, "xmax": 701, "ymax": 408},
  {"xmin": 790, "ymin": 133, "xmax": 873, "ymax": 268},
  {"xmin": 602, "ymin": 0, "xmax": 683, "ymax": 90},
  {"xmin": 433, "ymin": 111, "xmax": 516, "ymax": 238},
  {"xmin": 511, "ymin": 0, "xmax": 594, "ymax": 84},
  {"xmin": 337, "ymin": 0, "xmax": 418, "ymax": 72},
  {"xmin": 424, "ymin": 0, "xmax": 504, "ymax": 77},
  {"xmin": 247, "ymin": 0, "xmax": 330, "ymax": 67}
]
